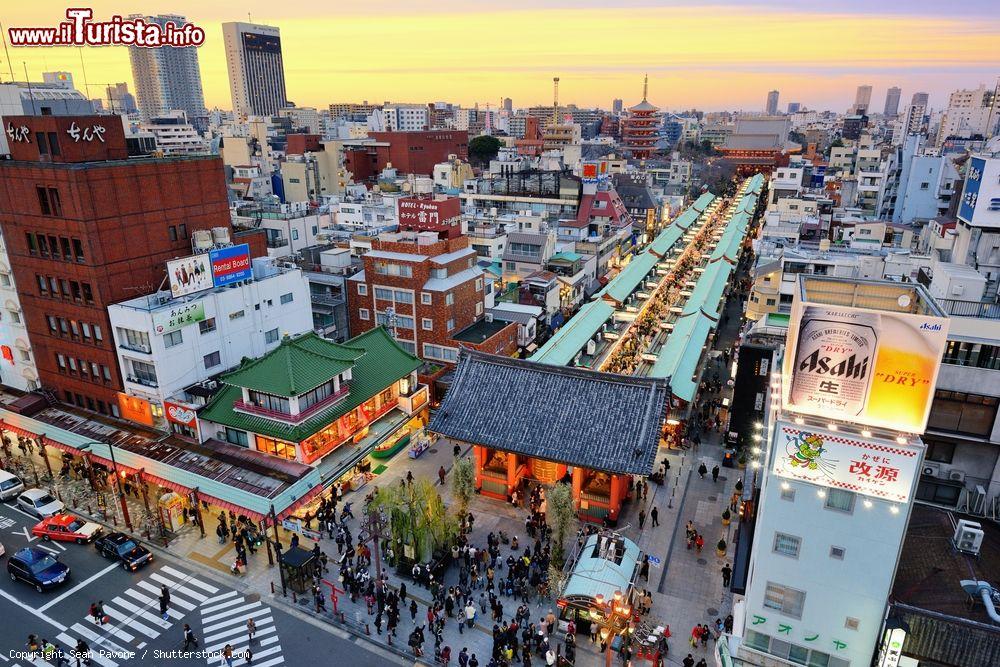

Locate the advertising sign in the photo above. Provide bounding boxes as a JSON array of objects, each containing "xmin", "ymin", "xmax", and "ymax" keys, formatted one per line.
[
  {"xmin": 164, "ymin": 401, "xmax": 197, "ymax": 428},
  {"xmin": 958, "ymin": 157, "xmax": 984, "ymax": 224},
  {"xmin": 783, "ymin": 294, "xmax": 949, "ymax": 434},
  {"xmin": 209, "ymin": 244, "xmax": 252, "ymax": 287},
  {"xmin": 582, "ymin": 163, "xmax": 599, "ymax": 182},
  {"xmin": 168, "ymin": 253, "xmax": 213, "ymax": 298},
  {"xmin": 397, "ymin": 197, "xmax": 461, "ymax": 238},
  {"xmin": 771, "ymin": 422, "xmax": 921, "ymax": 502},
  {"xmin": 152, "ymin": 302, "xmax": 205, "ymax": 336},
  {"xmin": 117, "ymin": 392, "xmax": 154, "ymax": 427}
]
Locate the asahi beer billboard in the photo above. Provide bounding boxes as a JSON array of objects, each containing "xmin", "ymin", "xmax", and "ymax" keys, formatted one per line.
[
  {"xmin": 782, "ymin": 288, "xmax": 949, "ymax": 434},
  {"xmin": 771, "ymin": 421, "xmax": 921, "ymax": 503}
]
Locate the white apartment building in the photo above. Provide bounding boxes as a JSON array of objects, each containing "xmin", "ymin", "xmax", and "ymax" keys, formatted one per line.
[
  {"xmin": 141, "ymin": 111, "xmax": 208, "ymax": 155},
  {"xmin": 936, "ymin": 85, "xmax": 997, "ymax": 148},
  {"xmin": 278, "ymin": 106, "xmax": 321, "ymax": 134},
  {"xmin": 382, "ymin": 104, "xmax": 430, "ymax": 132},
  {"xmin": 231, "ymin": 202, "xmax": 334, "ymax": 258},
  {"xmin": 331, "ymin": 191, "xmax": 400, "ymax": 234},
  {"xmin": 222, "ymin": 22, "xmax": 288, "ymax": 118},
  {"xmin": 108, "ymin": 259, "xmax": 312, "ymax": 435},
  {"xmin": 0, "ymin": 229, "xmax": 38, "ymax": 392}
]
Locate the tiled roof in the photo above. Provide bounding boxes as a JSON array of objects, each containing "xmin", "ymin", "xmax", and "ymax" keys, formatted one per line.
[
  {"xmin": 429, "ymin": 351, "xmax": 669, "ymax": 475},
  {"xmin": 199, "ymin": 327, "xmax": 421, "ymax": 442},
  {"xmin": 221, "ymin": 332, "xmax": 365, "ymax": 397}
]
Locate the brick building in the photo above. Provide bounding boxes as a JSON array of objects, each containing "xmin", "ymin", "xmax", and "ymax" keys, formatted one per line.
[
  {"xmin": 346, "ymin": 231, "xmax": 514, "ymax": 364},
  {"xmin": 346, "ymin": 131, "xmax": 469, "ymax": 181},
  {"xmin": 0, "ymin": 115, "xmax": 264, "ymax": 416}
]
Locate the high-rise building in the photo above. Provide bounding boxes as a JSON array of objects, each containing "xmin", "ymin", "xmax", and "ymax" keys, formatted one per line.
[
  {"xmin": 0, "ymin": 114, "xmax": 261, "ymax": 413},
  {"xmin": 503, "ymin": 97, "xmax": 513, "ymax": 113},
  {"xmin": 612, "ymin": 98, "xmax": 624, "ymax": 114},
  {"xmin": 786, "ymin": 102, "xmax": 801, "ymax": 114},
  {"xmin": 104, "ymin": 83, "xmax": 137, "ymax": 114},
  {"xmin": 128, "ymin": 14, "xmax": 208, "ymax": 130},
  {"xmin": 222, "ymin": 22, "xmax": 288, "ymax": 119},
  {"xmin": 766, "ymin": 90, "xmax": 780, "ymax": 115},
  {"xmin": 883, "ymin": 86, "xmax": 902, "ymax": 117},
  {"xmin": 911, "ymin": 92, "xmax": 929, "ymax": 107},
  {"xmin": 853, "ymin": 84, "xmax": 873, "ymax": 114},
  {"xmin": 936, "ymin": 84, "xmax": 996, "ymax": 147}
]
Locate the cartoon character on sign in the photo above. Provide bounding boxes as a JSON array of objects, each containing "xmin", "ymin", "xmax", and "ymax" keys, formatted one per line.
[{"xmin": 785, "ymin": 431, "xmax": 837, "ymax": 475}]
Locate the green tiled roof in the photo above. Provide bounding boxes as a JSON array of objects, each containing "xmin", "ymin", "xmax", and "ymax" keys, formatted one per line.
[
  {"xmin": 530, "ymin": 299, "xmax": 615, "ymax": 366},
  {"xmin": 604, "ymin": 252, "xmax": 658, "ymax": 303},
  {"xmin": 199, "ymin": 327, "xmax": 421, "ymax": 442},
  {"xmin": 222, "ymin": 332, "xmax": 365, "ymax": 397},
  {"xmin": 550, "ymin": 251, "xmax": 583, "ymax": 262}
]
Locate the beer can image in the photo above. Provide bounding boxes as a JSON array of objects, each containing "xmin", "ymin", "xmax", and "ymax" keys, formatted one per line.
[{"xmin": 788, "ymin": 306, "xmax": 880, "ymax": 418}]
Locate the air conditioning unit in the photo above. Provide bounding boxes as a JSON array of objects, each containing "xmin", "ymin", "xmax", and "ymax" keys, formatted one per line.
[
  {"xmin": 485, "ymin": 313, "xmax": 494, "ymax": 323},
  {"xmin": 948, "ymin": 469, "xmax": 967, "ymax": 483},
  {"xmin": 586, "ymin": 339, "xmax": 597, "ymax": 355},
  {"xmin": 216, "ymin": 430, "xmax": 226, "ymax": 440},
  {"xmin": 922, "ymin": 462, "xmax": 941, "ymax": 477},
  {"xmin": 953, "ymin": 519, "xmax": 985, "ymax": 556}
]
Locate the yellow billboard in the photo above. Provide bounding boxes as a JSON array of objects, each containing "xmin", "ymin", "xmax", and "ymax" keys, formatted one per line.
[{"xmin": 782, "ymin": 278, "xmax": 949, "ymax": 434}]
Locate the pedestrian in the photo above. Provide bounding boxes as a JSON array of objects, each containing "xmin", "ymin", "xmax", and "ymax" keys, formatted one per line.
[
  {"xmin": 697, "ymin": 462, "xmax": 707, "ymax": 479},
  {"xmin": 711, "ymin": 465, "xmax": 720, "ymax": 483},
  {"xmin": 638, "ymin": 509, "xmax": 646, "ymax": 529},
  {"xmin": 222, "ymin": 643, "xmax": 234, "ymax": 667},
  {"xmin": 650, "ymin": 506, "xmax": 659, "ymax": 527},
  {"xmin": 182, "ymin": 624, "xmax": 198, "ymax": 649},
  {"xmin": 683, "ymin": 654, "xmax": 695, "ymax": 667},
  {"xmin": 721, "ymin": 563, "xmax": 732, "ymax": 588},
  {"xmin": 160, "ymin": 584, "xmax": 171, "ymax": 613},
  {"xmin": 89, "ymin": 602, "xmax": 101, "ymax": 624},
  {"xmin": 453, "ymin": 443, "xmax": 461, "ymax": 457},
  {"xmin": 95, "ymin": 601, "xmax": 106, "ymax": 624},
  {"xmin": 399, "ymin": 581, "xmax": 407, "ymax": 603},
  {"xmin": 695, "ymin": 533, "xmax": 704, "ymax": 553},
  {"xmin": 438, "ymin": 466, "xmax": 447, "ymax": 485},
  {"xmin": 465, "ymin": 602, "xmax": 476, "ymax": 628},
  {"xmin": 244, "ymin": 646, "xmax": 253, "ymax": 665},
  {"xmin": 690, "ymin": 625, "xmax": 701, "ymax": 648},
  {"xmin": 695, "ymin": 660, "xmax": 707, "ymax": 667},
  {"xmin": 410, "ymin": 599, "xmax": 418, "ymax": 622},
  {"xmin": 247, "ymin": 618, "xmax": 256, "ymax": 644}
]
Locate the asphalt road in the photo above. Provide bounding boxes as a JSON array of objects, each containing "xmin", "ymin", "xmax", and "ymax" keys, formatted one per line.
[{"xmin": 0, "ymin": 500, "xmax": 411, "ymax": 667}]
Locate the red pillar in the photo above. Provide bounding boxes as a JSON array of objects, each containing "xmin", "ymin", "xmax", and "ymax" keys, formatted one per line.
[
  {"xmin": 609, "ymin": 474, "xmax": 623, "ymax": 521},
  {"xmin": 572, "ymin": 467, "xmax": 584, "ymax": 509},
  {"xmin": 506, "ymin": 453, "xmax": 519, "ymax": 497},
  {"xmin": 474, "ymin": 446, "xmax": 486, "ymax": 490}
]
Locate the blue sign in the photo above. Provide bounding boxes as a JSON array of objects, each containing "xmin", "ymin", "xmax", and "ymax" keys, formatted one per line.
[
  {"xmin": 647, "ymin": 555, "xmax": 661, "ymax": 566},
  {"xmin": 209, "ymin": 244, "xmax": 253, "ymax": 287},
  {"xmin": 959, "ymin": 157, "xmax": 985, "ymax": 224}
]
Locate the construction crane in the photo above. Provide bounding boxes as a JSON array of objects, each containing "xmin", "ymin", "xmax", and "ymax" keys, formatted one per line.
[{"xmin": 552, "ymin": 76, "xmax": 560, "ymax": 126}]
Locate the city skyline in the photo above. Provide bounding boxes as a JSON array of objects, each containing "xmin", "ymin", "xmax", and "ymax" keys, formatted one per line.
[{"xmin": 2, "ymin": 1, "xmax": 998, "ymax": 112}]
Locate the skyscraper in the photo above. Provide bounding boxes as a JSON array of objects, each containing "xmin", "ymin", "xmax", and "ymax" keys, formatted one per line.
[
  {"xmin": 223, "ymin": 22, "xmax": 288, "ymax": 118},
  {"xmin": 766, "ymin": 90, "xmax": 780, "ymax": 115},
  {"xmin": 911, "ymin": 92, "xmax": 929, "ymax": 107},
  {"xmin": 883, "ymin": 86, "xmax": 902, "ymax": 117},
  {"xmin": 104, "ymin": 83, "xmax": 137, "ymax": 114},
  {"xmin": 786, "ymin": 102, "xmax": 801, "ymax": 114},
  {"xmin": 503, "ymin": 97, "xmax": 513, "ymax": 113},
  {"xmin": 612, "ymin": 98, "xmax": 623, "ymax": 114},
  {"xmin": 128, "ymin": 14, "xmax": 208, "ymax": 129},
  {"xmin": 853, "ymin": 84, "xmax": 873, "ymax": 114}
]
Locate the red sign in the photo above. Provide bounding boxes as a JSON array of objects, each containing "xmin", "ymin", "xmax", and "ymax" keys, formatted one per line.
[
  {"xmin": 117, "ymin": 393, "xmax": 154, "ymax": 427},
  {"xmin": 398, "ymin": 196, "xmax": 462, "ymax": 239},
  {"xmin": 582, "ymin": 164, "xmax": 598, "ymax": 180},
  {"xmin": 0, "ymin": 345, "xmax": 12, "ymax": 365},
  {"xmin": 164, "ymin": 401, "xmax": 197, "ymax": 427}
]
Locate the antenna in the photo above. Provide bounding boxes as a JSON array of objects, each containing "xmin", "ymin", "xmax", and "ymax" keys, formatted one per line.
[
  {"xmin": 552, "ymin": 76, "xmax": 560, "ymax": 125},
  {"xmin": 22, "ymin": 62, "xmax": 35, "ymax": 115},
  {"xmin": 0, "ymin": 22, "xmax": 14, "ymax": 83}
]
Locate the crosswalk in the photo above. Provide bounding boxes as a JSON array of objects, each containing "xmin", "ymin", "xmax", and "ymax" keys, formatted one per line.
[
  {"xmin": 23, "ymin": 564, "xmax": 219, "ymax": 667},
  {"xmin": 198, "ymin": 591, "xmax": 285, "ymax": 667}
]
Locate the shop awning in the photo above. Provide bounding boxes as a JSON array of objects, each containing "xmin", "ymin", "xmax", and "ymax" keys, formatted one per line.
[{"xmin": 562, "ymin": 534, "xmax": 641, "ymax": 603}]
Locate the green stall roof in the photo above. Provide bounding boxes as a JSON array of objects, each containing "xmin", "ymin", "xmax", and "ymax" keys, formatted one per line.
[
  {"xmin": 649, "ymin": 223, "xmax": 687, "ymax": 257},
  {"xmin": 530, "ymin": 298, "xmax": 616, "ymax": 366},
  {"xmin": 603, "ymin": 252, "xmax": 659, "ymax": 303},
  {"xmin": 701, "ymin": 262, "xmax": 736, "ymax": 320},
  {"xmin": 648, "ymin": 311, "xmax": 716, "ymax": 401},
  {"xmin": 561, "ymin": 534, "xmax": 641, "ymax": 604},
  {"xmin": 692, "ymin": 192, "xmax": 717, "ymax": 212}
]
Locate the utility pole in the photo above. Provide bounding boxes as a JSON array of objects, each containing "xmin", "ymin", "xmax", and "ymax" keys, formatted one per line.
[{"xmin": 358, "ymin": 508, "xmax": 389, "ymax": 581}]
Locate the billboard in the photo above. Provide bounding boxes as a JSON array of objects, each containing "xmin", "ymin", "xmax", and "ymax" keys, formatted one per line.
[
  {"xmin": 397, "ymin": 197, "xmax": 461, "ymax": 239},
  {"xmin": 958, "ymin": 157, "xmax": 985, "ymax": 224},
  {"xmin": 209, "ymin": 244, "xmax": 253, "ymax": 287},
  {"xmin": 168, "ymin": 253, "xmax": 212, "ymax": 298},
  {"xmin": 771, "ymin": 421, "xmax": 921, "ymax": 503},
  {"xmin": 117, "ymin": 393, "xmax": 154, "ymax": 427},
  {"xmin": 783, "ymin": 294, "xmax": 949, "ymax": 434},
  {"xmin": 152, "ymin": 302, "xmax": 206, "ymax": 336}
]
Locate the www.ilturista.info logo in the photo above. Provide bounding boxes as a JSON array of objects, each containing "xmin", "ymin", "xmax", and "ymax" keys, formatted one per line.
[{"xmin": 8, "ymin": 9, "xmax": 205, "ymax": 48}]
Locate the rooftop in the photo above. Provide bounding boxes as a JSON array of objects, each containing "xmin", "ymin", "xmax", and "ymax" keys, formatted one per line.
[{"xmin": 452, "ymin": 318, "xmax": 512, "ymax": 344}]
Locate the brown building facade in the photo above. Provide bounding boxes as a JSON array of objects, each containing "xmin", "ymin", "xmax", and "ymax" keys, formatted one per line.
[{"xmin": 0, "ymin": 115, "xmax": 260, "ymax": 415}]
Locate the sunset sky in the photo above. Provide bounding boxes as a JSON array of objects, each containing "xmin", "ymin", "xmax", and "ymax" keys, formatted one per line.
[{"xmin": 3, "ymin": 1, "xmax": 999, "ymax": 113}]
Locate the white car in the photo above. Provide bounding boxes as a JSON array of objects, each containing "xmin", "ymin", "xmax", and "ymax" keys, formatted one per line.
[
  {"xmin": 0, "ymin": 541, "xmax": 5, "ymax": 557},
  {"xmin": 16, "ymin": 489, "xmax": 64, "ymax": 518},
  {"xmin": 0, "ymin": 471, "xmax": 25, "ymax": 501}
]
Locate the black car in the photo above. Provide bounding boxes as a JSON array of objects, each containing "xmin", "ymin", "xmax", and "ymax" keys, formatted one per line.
[
  {"xmin": 7, "ymin": 547, "xmax": 70, "ymax": 592},
  {"xmin": 94, "ymin": 532, "xmax": 152, "ymax": 571}
]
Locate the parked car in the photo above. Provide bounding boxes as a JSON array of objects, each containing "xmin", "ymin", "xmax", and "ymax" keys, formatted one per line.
[
  {"xmin": 16, "ymin": 489, "xmax": 64, "ymax": 518},
  {"xmin": 7, "ymin": 547, "xmax": 69, "ymax": 592},
  {"xmin": 94, "ymin": 532, "xmax": 152, "ymax": 571},
  {"xmin": 0, "ymin": 541, "xmax": 5, "ymax": 557},
  {"xmin": 33, "ymin": 514, "xmax": 102, "ymax": 544},
  {"xmin": 0, "ymin": 470, "xmax": 25, "ymax": 501}
]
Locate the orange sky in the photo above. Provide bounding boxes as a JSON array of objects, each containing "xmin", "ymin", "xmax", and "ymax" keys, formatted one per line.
[{"xmin": 3, "ymin": 2, "xmax": 999, "ymax": 112}]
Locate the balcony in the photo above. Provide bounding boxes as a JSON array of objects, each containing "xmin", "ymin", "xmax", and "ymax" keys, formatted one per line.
[
  {"xmin": 119, "ymin": 342, "xmax": 152, "ymax": 355},
  {"xmin": 234, "ymin": 384, "xmax": 350, "ymax": 424},
  {"xmin": 936, "ymin": 299, "xmax": 1000, "ymax": 320},
  {"xmin": 126, "ymin": 375, "xmax": 158, "ymax": 388}
]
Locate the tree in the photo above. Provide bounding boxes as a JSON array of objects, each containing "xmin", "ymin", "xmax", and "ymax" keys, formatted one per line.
[
  {"xmin": 547, "ymin": 482, "xmax": 577, "ymax": 567},
  {"xmin": 451, "ymin": 457, "xmax": 476, "ymax": 519},
  {"xmin": 468, "ymin": 135, "xmax": 501, "ymax": 167},
  {"xmin": 372, "ymin": 479, "xmax": 458, "ymax": 563}
]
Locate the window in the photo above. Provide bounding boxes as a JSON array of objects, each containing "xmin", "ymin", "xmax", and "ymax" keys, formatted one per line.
[
  {"xmin": 357, "ymin": 284, "xmax": 368, "ymax": 296},
  {"xmin": 199, "ymin": 318, "xmax": 216, "ymax": 334},
  {"xmin": 37, "ymin": 274, "xmax": 47, "ymax": 294},
  {"xmin": 72, "ymin": 238, "xmax": 84, "ymax": 262},
  {"xmin": 942, "ymin": 341, "xmax": 1000, "ymax": 371},
  {"xmin": 430, "ymin": 267, "xmax": 447, "ymax": 279},
  {"xmin": 773, "ymin": 533, "xmax": 801, "ymax": 558},
  {"xmin": 130, "ymin": 360, "xmax": 157, "ymax": 385},
  {"xmin": 19, "ymin": 350, "xmax": 29, "ymax": 362},
  {"xmin": 506, "ymin": 261, "xmax": 516, "ymax": 270},
  {"xmin": 68, "ymin": 357, "xmax": 77, "ymax": 373},
  {"xmin": 203, "ymin": 351, "xmax": 221, "ymax": 369},
  {"xmin": 763, "ymin": 582, "xmax": 806, "ymax": 619},
  {"xmin": 229, "ymin": 310, "xmax": 245, "ymax": 321},
  {"xmin": 47, "ymin": 132, "xmax": 60, "ymax": 156},
  {"xmin": 421, "ymin": 292, "xmax": 432, "ymax": 305},
  {"xmin": 447, "ymin": 318, "xmax": 455, "ymax": 331},
  {"xmin": 394, "ymin": 290, "xmax": 413, "ymax": 304},
  {"xmin": 280, "ymin": 292, "xmax": 294, "ymax": 304},
  {"xmin": 93, "ymin": 324, "xmax": 103, "ymax": 342},
  {"xmin": 178, "ymin": 224, "xmax": 187, "ymax": 239},
  {"xmin": 163, "ymin": 330, "xmax": 183, "ymax": 348},
  {"xmin": 291, "ymin": 229, "xmax": 299, "ymax": 241},
  {"xmin": 374, "ymin": 287, "xmax": 393, "ymax": 301},
  {"xmin": 47, "ymin": 188, "xmax": 61, "ymax": 216},
  {"xmin": 299, "ymin": 380, "xmax": 338, "ymax": 411},
  {"xmin": 265, "ymin": 328, "xmax": 280, "ymax": 344},
  {"xmin": 476, "ymin": 302, "xmax": 483, "ymax": 316},
  {"xmin": 825, "ymin": 489, "xmax": 855, "ymax": 513},
  {"xmin": 8, "ymin": 311, "xmax": 20, "ymax": 324},
  {"xmin": 47, "ymin": 315, "xmax": 57, "ymax": 332},
  {"xmin": 168, "ymin": 226, "xmax": 177, "ymax": 242},
  {"xmin": 445, "ymin": 293, "xmax": 455, "ymax": 306},
  {"xmin": 423, "ymin": 343, "xmax": 459, "ymax": 362},
  {"xmin": 373, "ymin": 262, "xmax": 412, "ymax": 278},
  {"xmin": 476, "ymin": 278, "xmax": 483, "ymax": 292},
  {"xmin": 830, "ymin": 546, "xmax": 846, "ymax": 560},
  {"xmin": 55, "ymin": 354, "xmax": 66, "ymax": 371},
  {"xmin": 59, "ymin": 237, "xmax": 71, "ymax": 260},
  {"xmin": 82, "ymin": 283, "xmax": 93, "ymax": 303},
  {"xmin": 116, "ymin": 327, "xmax": 151, "ymax": 353},
  {"xmin": 248, "ymin": 390, "xmax": 290, "ymax": 414},
  {"xmin": 920, "ymin": 182, "xmax": 929, "ymax": 190},
  {"xmin": 0, "ymin": 273, "xmax": 9, "ymax": 287},
  {"xmin": 359, "ymin": 308, "xmax": 370, "ymax": 321},
  {"xmin": 36, "ymin": 186, "xmax": 51, "ymax": 215},
  {"xmin": 70, "ymin": 281, "xmax": 81, "ymax": 301},
  {"xmin": 422, "ymin": 318, "xmax": 433, "ymax": 331},
  {"xmin": 255, "ymin": 435, "xmax": 296, "ymax": 460},
  {"xmin": 744, "ymin": 630, "xmax": 770, "ymax": 652},
  {"xmin": 397, "ymin": 340, "xmax": 416, "ymax": 354},
  {"xmin": 225, "ymin": 428, "xmax": 249, "ymax": 448},
  {"xmin": 928, "ymin": 390, "xmax": 998, "ymax": 437},
  {"xmin": 38, "ymin": 234, "xmax": 50, "ymax": 257},
  {"xmin": 924, "ymin": 440, "xmax": 955, "ymax": 464}
]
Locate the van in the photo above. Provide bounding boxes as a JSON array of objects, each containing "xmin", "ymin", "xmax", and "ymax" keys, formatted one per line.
[{"xmin": 0, "ymin": 470, "xmax": 25, "ymax": 501}]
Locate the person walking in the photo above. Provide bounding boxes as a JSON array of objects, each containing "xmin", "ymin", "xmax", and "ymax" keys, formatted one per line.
[
  {"xmin": 244, "ymin": 646, "xmax": 253, "ymax": 665},
  {"xmin": 182, "ymin": 624, "xmax": 198, "ymax": 649},
  {"xmin": 650, "ymin": 506, "xmax": 659, "ymax": 527},
  {"xmin": 159, "ymin": 585, "xmax": 170, "ymax": 619},
  {"xmin": 697, "ymin": 462, "xmax": 707, "ymax": 479},
  {"xmin": 438, "ymin": 466, "xmax": 447, "ymax": 485},
  {"xmin": 711, "ymin": 465, "xmax": 720, "ymax": 483},
  {"xmin": 222, "ymin": 643, "xmax": 234, "ymax": 667},
  {"xmin": 638, "ymin": 509, "xmax": 646, "ymax": 529},
  {"xmin": 721, "ymin": 563, "xmax": 732, "ymax": 588},
  {"xmin": 246, "ymin": 618, "xmax": 256, "ymax": 644}
]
